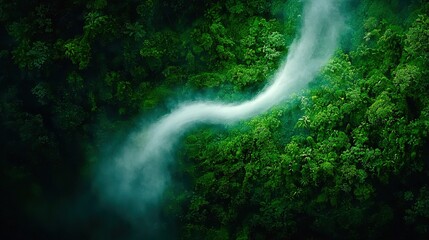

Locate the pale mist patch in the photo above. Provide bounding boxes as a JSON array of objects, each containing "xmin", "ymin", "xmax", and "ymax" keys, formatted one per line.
[{"xmin": 93, "ymin": 0, "xmax": 344, "ymax": 237}]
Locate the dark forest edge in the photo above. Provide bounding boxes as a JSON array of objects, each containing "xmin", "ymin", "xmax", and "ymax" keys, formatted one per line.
[{"xmin": 0, "ymin": 0, "xmax": 428, "ymax": 239}]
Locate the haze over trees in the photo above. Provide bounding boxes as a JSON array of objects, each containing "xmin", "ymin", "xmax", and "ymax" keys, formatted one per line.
[{"xmin": 0, "ymin": 0, "xmax": 428, "ymax": 239}]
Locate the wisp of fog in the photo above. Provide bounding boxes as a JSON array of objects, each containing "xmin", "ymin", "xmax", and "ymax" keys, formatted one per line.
[{"xmin": 94, "ymin": 0, "xmax": 343, "ymax": 233}]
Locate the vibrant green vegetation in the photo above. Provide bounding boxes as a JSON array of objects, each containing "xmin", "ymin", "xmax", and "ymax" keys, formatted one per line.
[{"xmin": 1, "ymin": 0, "xmax": 428, "ymax": 239}]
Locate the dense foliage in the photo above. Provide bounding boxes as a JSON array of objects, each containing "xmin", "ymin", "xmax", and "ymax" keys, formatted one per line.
[{"xmin": 1, "ymin": 0, "xmax": 428, "ymax": 239}]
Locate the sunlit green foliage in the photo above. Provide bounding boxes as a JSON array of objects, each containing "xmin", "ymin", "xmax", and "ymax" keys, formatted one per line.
[{"xmin": 1, "ymin": 0, "xmax": 428, "ymax": 239}]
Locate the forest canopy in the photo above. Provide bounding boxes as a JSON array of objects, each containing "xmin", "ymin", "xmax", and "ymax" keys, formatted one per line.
[{"xmin": 1, "ymin": 0, "xmax": 428, "ymax": 239}]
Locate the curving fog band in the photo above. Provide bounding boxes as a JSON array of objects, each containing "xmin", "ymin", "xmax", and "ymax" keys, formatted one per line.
[{"xmin": 94, "ymin": 0, "xmax": 343, "ymax": 231}]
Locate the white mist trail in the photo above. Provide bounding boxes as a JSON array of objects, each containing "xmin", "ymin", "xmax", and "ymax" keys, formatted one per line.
[{"xmin": 96, "ymin": 0, "xmax": 343, "ymax": 220}]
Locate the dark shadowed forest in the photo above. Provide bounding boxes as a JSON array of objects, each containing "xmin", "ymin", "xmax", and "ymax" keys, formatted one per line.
[{"xmin": 1, "ymin": 0, "xmax": 429, "ymax": 239}]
